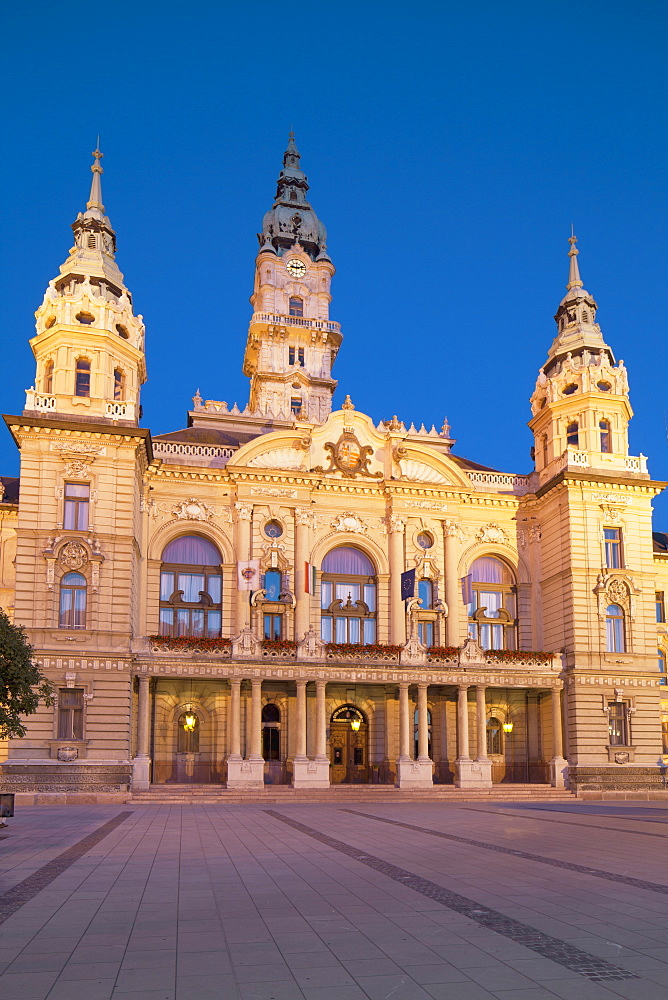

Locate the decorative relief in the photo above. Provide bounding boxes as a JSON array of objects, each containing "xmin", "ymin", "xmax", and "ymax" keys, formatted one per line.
[
  {"xmin": 406, "ymin": 500, "xmax": 449, "ymax": 512},
  {"xmin": 59, "ymin": 541, "xmax": 89, "ymax": 571},
  {"xmin": 476, "ymin": 523, "xmax": 509, "ymax": 546},
  {"xmin": 331, "ymin": 512, "xmax": 369, "ymax": 534},
  {"xmin": 250, "ymin": 488, "xmax": 298, "ymax": 498},
  {"xmin": 399, "ymin": 460, "xmax": 448, "ymax": 485},
  {"xmin": 387, "ymin": 515, "xmax": 407, "ymax": 533},
  {"xmin": 591, "ymin": 492, "xmax": 629, "ymax": 506},
  {"xmin": 248, "ymin": 448, "xmax": 305, "ymax": 470},
  {"xmin": 600, "ymin": 505, "xmax": 623, "ymax": 523},
  {"xmin": 51, "ymin": 442, "xmax": 106, "ymax": 456},
  {"xmin": 444, "ymin": 519, "xmax": 465, "ymax": 541},
  {"xmin": 607, "ymin": 578, "xmax": 629, "ymax": 605},
  {"xmin": 63, "ymin": 460, "xmax": 91, "ymax": 479},
  {"xmin": 57, "ymin": 746, "xmax": 78, "ymax": 761},
  {"xmin": 172, "ymin": 498, "xmax": 213, "ymax": 522},
  {"xmin": 234, "ymin": 502, "xmax": 253, "ymax": 521},
  {"xmin": 315, "ymin": 430, "xmax": 382, "ymax": 479}
]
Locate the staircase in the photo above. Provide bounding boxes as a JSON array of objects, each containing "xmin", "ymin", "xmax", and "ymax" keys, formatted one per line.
[{"xmin": 131, "ymin": 783, "xmax": 575, "ymax": 805}]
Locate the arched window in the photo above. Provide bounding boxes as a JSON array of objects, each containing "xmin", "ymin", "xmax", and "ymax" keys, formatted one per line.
[
  {"xmin": 566, "ymin": 421, "xmax": 579, "ymax": 447},
  {"xmin": 467, "ymin": 557, "xmax": 517, "ymax": 650},
  {"xmin": 320, "ymin": 546, "xmax": 376, "ymax": 645},
  {"xmin": 75, "ymin": 358, "xmax": 91, "ymax": 397},
  {"xmin": 599, "ymin": 419, "xmax": 611, "ymax": 453},
  {"xmin": 59, "ymin": 572, "xmax": 87, "ymax": 628},
  {"xmin": 289, "ymin": 296, "xmax": 303, "ymax": 317},
  {"xmin": 44, "ymin": 361, "xmax": 54, "ymax": 394},
  {"xmin": 159, "ymin": 535, "xmax": 222, "ymax": 638},
  {"xmin": 177, "ymin": 711, "xmax": 200, "ymax": 753},
  {"xmin": 114, "ymin": 368, "xmax": 124, "ymax": 401},
  {"xmin": 413, "ymin": 707, "xmax": 432, "ymax": 759},
  {"xmin": 262, "ymin": 703, "xmax": 281, "ymax": 760},
  {"xmin": 606, "ymin": 604, "xmax": 625, "ymax": 653},
  {"xmin": 658, "ymin": 649, "xmax": 667, "ymax": 686},
  {"xmin": 486, "ymin": 716, "xmax": 503, "ymax": 755}
]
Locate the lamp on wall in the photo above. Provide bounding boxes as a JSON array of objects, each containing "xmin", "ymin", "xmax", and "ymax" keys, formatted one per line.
[
  {"xmin": 502, "ymin": 720, "xmax": 514, "ymax": 734},
  {"xmin": 183, "ymin": 711, "xmax": 197, "ymax": 732},
  {"xmin": 350, "ymin": 715, "xmax": 361, "ymax": 732}
]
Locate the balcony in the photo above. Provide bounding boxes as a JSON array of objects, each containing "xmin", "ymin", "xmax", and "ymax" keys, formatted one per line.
[
  {"xmin": 541, "ymin": 448, "xmax": 649, "ymax": 485},
  {"xmin": 250, "ymin": 311, "xmax": 341, "ymax": 335}
]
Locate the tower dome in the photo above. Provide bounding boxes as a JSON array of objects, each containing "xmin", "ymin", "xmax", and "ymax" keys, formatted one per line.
[{"xmin": 259, "ymin": 133, "xmax": 328, "ymax": 260}]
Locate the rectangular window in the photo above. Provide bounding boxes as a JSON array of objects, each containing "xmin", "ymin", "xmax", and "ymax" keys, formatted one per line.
[
  {"xmin": 657, "ymin": 592, "xmax": 666, "ymax": 624},
  {"xmin": 63, "ymin": 483, "xmax": 90, "ymax": 531},
  {"xmin": 74, "ymin": 359, "xmax": 90, "ymax": 397},
  {"xmin": 418, "ymin": 621, "xmax": 434, "ymax": 647},
  {"xmin": 58, "ymin": 688, "xmax": 84, "ymax": 740},
  {"xmin": 288, "ymin": 347, "xmax": 295, "ymax": 365},
  {"xmin": 608, "ymin": 702, "xmax": 629, "ymax": 746},
  {"xmin": 290, "ymin": 397, "xmax": 302, "ymax": 416},
  {"xmin": 263, "ymin": 613, "xmax": 283, "ymax": 640},
  {"xmin": 604, "ymin": 528, "xmax": 622, "ymax": 569}
]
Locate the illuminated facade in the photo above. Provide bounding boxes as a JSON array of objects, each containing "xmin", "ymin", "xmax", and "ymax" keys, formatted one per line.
[{"xmin": 1, "ymin": 137, "xmax": 667, "ymax": 800}]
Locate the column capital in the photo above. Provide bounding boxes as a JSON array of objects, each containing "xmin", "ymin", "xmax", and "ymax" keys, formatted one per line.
[{"xmin": 458, "ymin": 683, "xmax": 470, "ymax": 692}]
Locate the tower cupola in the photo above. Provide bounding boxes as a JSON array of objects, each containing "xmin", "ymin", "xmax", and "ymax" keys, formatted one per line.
[
  {"xmin": 25, "ymin": 148, "xmax": 146, "ymax": 426},
  {"xmin": 529, "ymin": 236, "xmax": 644, "ymax": 483},
  {"xmin": 259, "ymin": 133, "xmax": 329, "ymax": 261}
]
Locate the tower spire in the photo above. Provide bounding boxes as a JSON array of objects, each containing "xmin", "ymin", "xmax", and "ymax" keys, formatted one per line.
[
  {"xmin": 566, "ymin": 232, "xmax": 583, "ymax": 290},
  {"xmin": 86, "ymin": 146, "xmax": 104, "ymax": 213}
]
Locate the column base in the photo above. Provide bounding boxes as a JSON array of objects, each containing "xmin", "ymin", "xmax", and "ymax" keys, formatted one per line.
[
  {"xmin": 396, "ymin": 758, "xmax": 434, "ymax": 789},
  {"xmin": 292, "ymin": 758, "xmax": 330, "ymax": 789},
  {"xmin": 550, "ymin": 756, "xmax": 569, "ymax": 789},
  {"xmin": 131, "ymin": 756, "xmax": 151, "ymax": 792},
  {"xmin": 226, "ymin": 758, "xmax": 264, "ymax": 789},
  {"xmin": 456, "ymin": 758, "xmax": 492, "ymax": 789}
]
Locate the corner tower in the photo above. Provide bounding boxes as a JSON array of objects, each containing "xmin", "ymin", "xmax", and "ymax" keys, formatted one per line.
[
  {"xmin": 529, "ymin": 236, "xmax": 638, "ymax": 483},
  {"xmin": 243, "ymin": 134, "xmax": 342, "ymax": 423},
  {"xmin": 25, "ymin": 148, "xmax": 146, "ymax": 426}
]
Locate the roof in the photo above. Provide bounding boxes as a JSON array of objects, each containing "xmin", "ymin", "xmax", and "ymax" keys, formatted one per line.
[
  {"xmin": 449, "ymin": 454, "xmax": 503, "ymax": 473},
  {"xmin": 653, "ymin": 531, "xmax": 668, "ymax": 554},
  {"xmin": 0, "ymin": 477, "xmax": 19, "ymax": 504},
  {"xmin": 153, "ymin": 426, "xmax": 252, "ymax": 448}
]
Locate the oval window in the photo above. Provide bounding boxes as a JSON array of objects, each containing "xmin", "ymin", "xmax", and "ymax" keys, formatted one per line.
[
  {"xmin": 562, "ymin": 383, "xmax": 578, "ymax": 395},
  {"xmin": 597, "ymin": 381, "xmax": 611, "ymax": 392},
  {"xmin": 116, "ymin": 324, "xmax": 129, "ymax": 339},
  {"xmin": 76, "ymin": 312, "xmax": 95, "ymax": 325}
]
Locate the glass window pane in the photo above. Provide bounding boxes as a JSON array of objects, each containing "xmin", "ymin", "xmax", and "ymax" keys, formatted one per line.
[
  {"xmin": 335, "ymin": 618, "xmax": 347, "ymax": 643},
  {"xmin": 207, "ymin": 575, "xmax": 222, "ymax": 604},
  {"xmin": 160, "ymin": 572, "xmax": 174, "ymax": 601},
  {"xmin": 425, "ymin": 622, "xmax": 434, "ymax": 646},
  {"xmin": 159, "ymin": 608, "xmax": 173, "ymax": 635},
  {"xmin": 418, "ymin": 580, "xmax": 433, "ymax": 608},
  {"xmin": 60, "ymin": 588, "xmax": 73, "ymax": 616},
  {"xmin": 491, "ymin": 623, "xmax": 503, "ymax": 649},
  {"xmin": 363, "ymin": 584, "xmax": 376, "ymax": 612},
  {"xmin": 65, "ymin": 484, "xmax": 90, "ymax": 499},
  {"xmin": 264, "ymin": 570, "xmax": 281, "ymax": 602},
  {"xmin": 479, "ymin": 624, "xmax": 491, "ymax": 650},
  {"xmin": 348, "ymin": 618, "xmax": 360, "ymax": 643},
  {"xmin": 63, "ymin": 501, "xmax": 75, "ymax": 530},
  {"xmin": 190, "ymin": 610, "xmax": 204, "ymax": 636},
  {"xmin": 363, "ymin": 618, "xmax": 376, "ymax": 644},
  {"xmin": 162, "ymin": 535, "xmax": 221, "ymax": 565},
  {"xmin": 320, "ymin": 616, "xmax": 332, "ymax": 642},
  {"xmin": 479, "ymin": 591, "xmax": 502, "ymax": 616},
  {"xmin": 178, "ymin": 573, "xmax": 204, "ymax": 602},
  {"xmin": 78, "ymin": 503, "xmax": 88, "ymax": 531},
  {"xmin": 321, "ymin": 582, "xmax": 332, "ymax": 609},
  {"xmin": 176, "ymin": 609, "xmax": 189, "ymax": 635}
]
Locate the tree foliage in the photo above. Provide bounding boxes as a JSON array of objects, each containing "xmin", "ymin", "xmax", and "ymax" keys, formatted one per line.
[{"xmin": 0, "ymin": 610, "xmax": 53, "ymax": 739}]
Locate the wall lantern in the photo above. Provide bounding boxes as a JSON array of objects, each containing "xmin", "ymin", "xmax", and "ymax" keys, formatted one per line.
[
  {"xmin": 502, "ymin": 720, "xmax": 514, "ymax": 734},
  {"xmin": 183, "ymin": 712, "xmax": 197, "ymax": 733},
  {"xmin": 350, "ymin": 716, "xmax": 361, "ymax": 732}
]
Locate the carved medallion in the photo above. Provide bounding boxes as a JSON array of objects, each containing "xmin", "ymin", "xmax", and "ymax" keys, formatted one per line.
[
  {"xmin": 316, "ymin": 430, "xmax": 382, "ymax": 479},
  {"xmin": 173, "ymin": 498, "xmax": 212, "ymax": 521},
  {"xmin": 59, "ymin": 541, "xmax": 88, "ymax": 571}
]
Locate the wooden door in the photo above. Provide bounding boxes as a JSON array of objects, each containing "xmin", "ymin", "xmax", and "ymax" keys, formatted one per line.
[{"xmin": 329, "ymin": 722, "xmax": 368, "ymax": 783}]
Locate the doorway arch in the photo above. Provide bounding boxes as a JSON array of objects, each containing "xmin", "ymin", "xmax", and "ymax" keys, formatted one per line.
[{"xmin": 329, "ymin": 704, "xmax": 368, "ymax": 784}]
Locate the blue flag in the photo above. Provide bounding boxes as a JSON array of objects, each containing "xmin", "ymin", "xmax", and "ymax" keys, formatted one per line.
[{"xmin": 400, "ymin": 568, "xmax": 416, "ymax": 600}]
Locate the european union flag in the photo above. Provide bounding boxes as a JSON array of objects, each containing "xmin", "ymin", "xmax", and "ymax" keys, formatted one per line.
[{"xmin": 400, "ymin": 568, "xmax": 415, "ymax": 600}]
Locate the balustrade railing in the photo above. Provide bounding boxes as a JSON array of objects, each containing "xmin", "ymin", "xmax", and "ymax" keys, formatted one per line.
[{"xmin": 251, "ymin": 311, "xmax": 341, "ymax": 334}]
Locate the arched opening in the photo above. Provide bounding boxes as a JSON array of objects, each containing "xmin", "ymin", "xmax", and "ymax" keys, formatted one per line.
[
  {"xmin": 566, "ymin": 421, "xmax": 579, "ymax": 447},
  {"xmin": 320, "ymin": 546, "xmax": 377, "ymax": 645},
  {"xmin": 486, "ymin": 716, "xmax": 503, "ymax": 756},
  {"xmin": 177, "ymin": 710, "xmax": 200, "ymax": 753},
  {"xmin": 44, "ymin": 360, "xmax": 54, "ymax": 394},
  {"xmin": 262, "ymin": 703, "xmax": 281, "ymax": 761},
  {"xmin": 599, "ymin": 419, "xmax": 612, "ymax": 453},
  {"xmin": 413, "ymin": 707, "xmax": 432, "ymax": 759},
  {"xmin": 467, "ymin": 557, "xmax": 517, "ymax": 650},
  {"xmin": 114, "ymin": 368, "xmax": 124, "ymax": 401},
  {"xmin": 606, "ymin": 604, "xmax": 625, "ymax": 653},
  {"xmin": 75, "ymin": 358, "xmax": 91, "ymax": 397},
  {"xmin": 159, "ymin": 535, "xmax": 223, "ymax": 638},
  {"xmin": 59, "ymin": 572, "xmax": 87, "ymax": 629},
  {"xmin": 329, "ymin": 704, "xmax": 368, "ymax": 784},
  {"xmin": 289, "ymin": 296, "xmax": 303, "ymax": 317}
]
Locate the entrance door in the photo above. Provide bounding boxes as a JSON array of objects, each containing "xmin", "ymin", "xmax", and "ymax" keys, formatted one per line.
[{"xmin": 329, "ymin": 705, "xmax": 368, "ymax": 783}]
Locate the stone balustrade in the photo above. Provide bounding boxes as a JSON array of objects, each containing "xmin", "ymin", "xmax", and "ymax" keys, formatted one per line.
[{"xmin": 252, "ymin": 311, "xmax": 341, "ymax": 334}]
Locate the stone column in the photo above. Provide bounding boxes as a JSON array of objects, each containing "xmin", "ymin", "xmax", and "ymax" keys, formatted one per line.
[
  {"xmin": 474, "ymin": 684, "xmax": 492, "ymax": 785},
  {"xmin": 228, "ymin": 678, "xmax": 242, "ymax": 760},
  {"xmin": 294, "ymin": 680, "xmax": 307, "ymax": 761},
  {"xmin": 398, "ymin": 682, "xmax": 411, "ymax": 760},
  {"xmin": 294, "ymin": 679, "xmax": 330, "ymax": 788},
  {"xmin": 550, "ymin": 686, "xmax": 568, "ymax": 788},
  {"xmin": 444, "ymin": 522, "xmax": 461, "ymax": 647},
  {"xmin": 456, "ymin": 685, "xmax": 470, "ymax": 761},
  {"xmin": 294, "ymin": 510, "xmax": 310, "ymax": 641},
  {"xmin": 315, "ymin": 680, "xmax": 328, "ymax": 761},
  {"xmin": 388, "ymin": 516, "xmax": 406, "ymax": 645},
  {"xmin": 234, "ymin": 502, "xmax": 253, "ymax": 633},
  {"xmin": 417, "ymin": 683, "xmax": 430, "ymax": 762},
  {"xmin": 250, "ymin": 678, "xmax": 263, "ymax": 761},
  {"xmin": 132, "ymin": 674, "xmax": 152, "ymax": 791}
]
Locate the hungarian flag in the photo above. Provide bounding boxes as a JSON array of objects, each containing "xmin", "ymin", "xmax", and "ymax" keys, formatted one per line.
[
  {"xmin": 400, "ymin": 568, "xmax": 416, "ymax": 600},
  {"xmin": 304, "ymin": 562, "xmax": 317, "ymax": 594},
  {"xmin": 237, "ymin": 559, "xmax": 261, "ymax": 591}
]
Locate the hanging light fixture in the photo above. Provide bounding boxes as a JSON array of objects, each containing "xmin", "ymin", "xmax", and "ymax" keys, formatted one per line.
[
  {"xmin": 502, "ymin": 720, "xmax": 514, "ymax": 734},
  {"xmin": 183, "ymin": 703, "xmax": 197, "ymax": 732},
  {"xmin": 350, "ymin": 715, "xmax": 361, "ymax": 732}
]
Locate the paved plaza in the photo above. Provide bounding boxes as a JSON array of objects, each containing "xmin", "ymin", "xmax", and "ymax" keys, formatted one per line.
[{"xmin": 0, "ymin": 800, "xmax": 667, "ymax": 1000}]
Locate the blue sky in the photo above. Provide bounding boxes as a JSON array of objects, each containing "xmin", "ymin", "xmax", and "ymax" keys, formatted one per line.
[{"xmin": 2, "ymin": 1, "xmax": 667, "ymax": 522}]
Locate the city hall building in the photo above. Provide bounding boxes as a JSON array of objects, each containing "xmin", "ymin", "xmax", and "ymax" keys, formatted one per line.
[{"xmin": 1, "ymin": 136, "xmax": 667, "ymax": 800}]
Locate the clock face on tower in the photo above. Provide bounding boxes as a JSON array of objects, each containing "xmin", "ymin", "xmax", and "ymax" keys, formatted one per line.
[{"xmin": 286, "ymin": 258, "xmax": 306, "ymax": 278}]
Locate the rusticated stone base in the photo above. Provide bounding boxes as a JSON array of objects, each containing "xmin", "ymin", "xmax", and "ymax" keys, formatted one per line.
[
  {"xmin": 292, "ymin": 758, "xmax": 330, "ymax": 789},
  {"xmin": 455, "ymin": 759, "xmax": 493, "ymax": 789},
  {"xmin": 396, "ymin": 759, "xmax": 434, "ymax": 789},
  {"xmin": 570, "ymin": 764, "xmax": 668, "ymax": 796},
  {"xmin": 0, "ymin": 761, "xmax": 132, "ymax": 799}
]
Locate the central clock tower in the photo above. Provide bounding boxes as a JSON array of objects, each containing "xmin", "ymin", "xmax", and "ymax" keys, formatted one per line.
[{"xmin": 243, "ymin": 134, "xmax": 342, "ymax": 423}]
